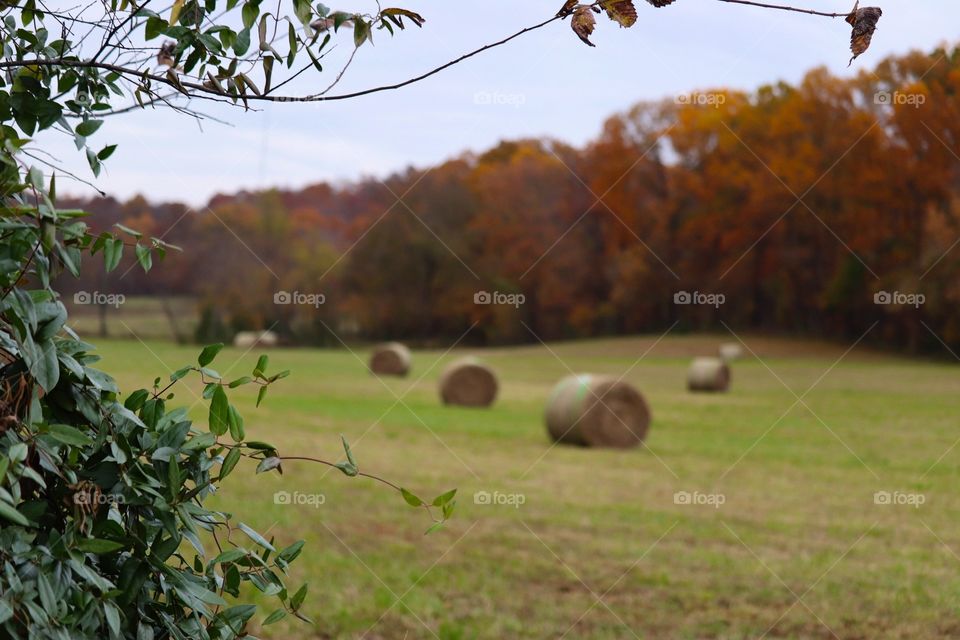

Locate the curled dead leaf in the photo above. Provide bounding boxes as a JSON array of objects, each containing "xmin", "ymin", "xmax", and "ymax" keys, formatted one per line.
[
  {"xmin": 556, "ymin": 0, "xmax": 578, "ymax": 17},
  {"xmin": 156, "ymin": 41, "xmax": 176, "ymax": 67},
  {"xmin": 310, "ymin": 17, "xmax": 353, "ymax": 32},
  {"xmin": 571, "ymin": 5, "xmax": 597, "ymax": 47},
  {"xmin": 381, "ymin": 8, "xmax": 426, "ymax": 28},
  {"xmin": 847, "ymin": 3, "xmax": 882, "ymax": 66},
  {"xmin": 602, "ymin": 0, "xmax": 638, "ymax": 27}
]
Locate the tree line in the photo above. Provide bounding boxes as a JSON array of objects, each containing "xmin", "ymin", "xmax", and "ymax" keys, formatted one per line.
[{"xmin": 62, "ymin": 45, "xmax": 960, "ymax": 353}]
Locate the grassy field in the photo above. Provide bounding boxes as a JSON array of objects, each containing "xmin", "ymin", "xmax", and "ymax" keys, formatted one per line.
[
  {"xmin": 93, "ymin": 334, "xmax": 960, "ymax": 639},
  {"xmin": 66, "ymin": 296, "xmax": 198, "ymax": 340}
]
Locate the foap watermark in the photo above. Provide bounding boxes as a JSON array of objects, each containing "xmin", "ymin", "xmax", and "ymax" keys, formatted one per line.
[
  {"xmin": 73, "ymin": 492, "xmax": 124, "ymax": 507},
  {"xmin": 274, "ymin": 290, "xmax": 325, "ymax": 308},
  {"xmin": 874, "ymin": 291, "xmax": 924, "ymax": 308},
  {"xmin": 273, "ymin": 490, "xmax": 326, "ymax": 508},
  {"xmin": 473, "ymin": 490, "xmax": 525, "ymax": 508},
  {"xmin": 874, "ymin": 91, "xmax": 926, "ymax": 108},
  {"xmin": 676, "ymin": 92, "xmax": 726, "ymax": 108},
  {"xmin": 73, "ymin": 291, "xmax": 125, "ymax": 308},
  {"xmin": 674, "ymin": 490, "xmax": 726, "ymax": 509},
  {"xmin": 474, "ymin": 90, "xmax": 526, "ymax": 108},
  {"xmin": 874, "ymin": 490, "xmax": 925, "ymax": 509},
  {"xmin": 674, "ymin": 291, "xmax": 726, "ymax": 309},
  {"xmin": 474, "ymin": 290, "xmax": 525, "ymax": 308}
]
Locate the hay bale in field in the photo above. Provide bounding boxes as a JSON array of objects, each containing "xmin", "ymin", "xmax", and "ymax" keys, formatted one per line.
[
  {"xmin": 687, "ymin": 357, "xmax": 730, "ymax": 392},
  {"xmin": 544, "ymin": 374, "xmax": 651, "ymax": 448},
  {"xmin": 438, "ymin": 357, "xmax": 498, "ymax": 408},
  {"xmin": 369, "ymin": 342, "xmax": 411, "ymax": 377},
  {"xmin": 719, "ymin": 342, "xmax": 743, "ymax": 362},
  {"xmin": 233, "ymin": 330, "xmax": 278, "ymax": 348}
]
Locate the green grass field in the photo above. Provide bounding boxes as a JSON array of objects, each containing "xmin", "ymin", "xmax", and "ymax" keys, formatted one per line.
[{"xmin": 94, "ymin": 334, "xmax": 960, "ymax": 639}]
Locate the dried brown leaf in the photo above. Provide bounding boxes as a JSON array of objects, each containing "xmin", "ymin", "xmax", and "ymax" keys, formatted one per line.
[
  {"xmin": 381, "ymin": 8, "xmax": 426, "ymax": 28},
  {"xmin": 848, "ymin": 5, "xmax": 882, "ymax": 66},
  {"xmin": 602, "ymin": 0, "xmax": 638, "ymax": 27},
  {"xmin": 556, "ymin": 0, "xmax": 578, "ymax": 18},
  {"xmin": 571, "ymin": 5, "xmax": 597, "ymax": 47}
]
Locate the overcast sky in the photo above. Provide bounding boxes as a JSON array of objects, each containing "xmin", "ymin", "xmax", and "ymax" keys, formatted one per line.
[{"xmin": 44, "ymin": 1, "xmax": 960, "ymax": 206}]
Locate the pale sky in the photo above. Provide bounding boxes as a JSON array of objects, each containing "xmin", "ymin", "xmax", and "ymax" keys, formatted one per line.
[{"xmin": 44, "ymin": 1, "xmax": 960, "ymax": 206}]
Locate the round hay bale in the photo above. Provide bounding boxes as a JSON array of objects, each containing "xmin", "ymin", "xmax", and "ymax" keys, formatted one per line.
[
  {"xmin": 369, "ymin": 342, "xmax": 411, "ymax": 377},
  {"xmin": 233, "ymin": 330, "xmax": 278, "ymax": 348},
  {"xmin": 544, "ymin": 374, "xmax": 651, "ymax": 448},
  {"xmin": 687, "ymin": 357, "xmax": 731, "ymax": 392},
  {"xmin": 719, "ymin": 342, "xmax": 743, "ymax": 362},
  {"xmin": 438, "ymin": 357, "xmax": 498, "ymax": 408}
]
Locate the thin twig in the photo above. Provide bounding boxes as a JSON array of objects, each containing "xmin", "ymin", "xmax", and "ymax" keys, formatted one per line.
[{"xmin": 715, "ymin": 0, "xmax": 851, "ymax": 18}]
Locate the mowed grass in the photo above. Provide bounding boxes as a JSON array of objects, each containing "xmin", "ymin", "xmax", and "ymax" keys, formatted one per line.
[{"xmin": 93, "ymin": 334, "xmax": 960, "ymax": 639}]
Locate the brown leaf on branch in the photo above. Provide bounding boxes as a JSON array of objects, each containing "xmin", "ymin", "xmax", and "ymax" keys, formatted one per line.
[
  {"xmin": 571, "ymin": 5, "xmax": 597, "ymax": 47},
  {"xmin": 645, "ymin": 0, "xmax": 678, "ymax": 7},
  {"xmin": 381, "ymin": 8, "xmax": 426, "ymax": 29},
  {"xmin": 602, "ymin": 0, "xmax": 638, "ymax": 27},
  {"xmin": 846, "ymin": 2, "xmax": 882, "ymax": 66},
  {"xmin": 157, "ymin": 41, "xmax": 176, "ymax": 67},
  {"xmin": 556, "ymin": 0, "xmax": 578, "ymax": 18}
]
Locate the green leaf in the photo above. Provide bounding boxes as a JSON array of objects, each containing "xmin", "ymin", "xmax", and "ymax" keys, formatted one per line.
[
  {"xmin": 114, "ymin": 223, "xmax": 142, "ymax": 238},
  {"xmin": 334, "ymin": 461, "xmax": 357, "ymax": 477},
  {"xmin": 278, "ymin": 540, "xmax": 305, "ymax": 563},
  {"xmin": 255, "ymin": 456, "xmax": 281, "ymax": 474},
  {"xmin": 123, "ymin": 389, "xmax": 150, "ymax": 411},
  {"xmin": 183, "ymin": 432, "xmax": 217, "ymax": 451},
  {"xmin": 353, "ymin": 19, "xmax": 370, "ymax": 47},
  {"xmin": 0, "ymin": 499, "xmax": 29, "ymax": 526},
  {"xmin": 442, "ymin": 500, "xmax": 456, "ymax": 520},
  {"xmin": 21, "ymin": 336, "xmax": 59, "ymax": 392},
  {"xmin": 431, "ymin": 489, "xmax": 457, "ymax": 507},
  {"xmin": 220, "ymin": 447, "xmax": 242, "ymax": 478},
  {"xmin": 253, "ymin": 355, "xmax": 269, "ymax": 377},
  {"xmin": 228, "ymin": 376, "xmax": 252, "ymax": 388},
  {"xmin": 290, "ymin": 583, "xmax": 308, "ymax": 610},
  {"xmin": 145, "ymin": 15, "xmax": 167, "ymax": 39},
  {"xmin": 228, "ymin": 405, "xmax": 245, "ymax": 442},
  {"xmin": 209, "ymin": 385, "xmax": 230, "ymax": 435},
  {"xmin": 97, "ymin": 144, "xmax": 117, "ymax": 161},
  {"xmin": 341, "ymin": 434, "xmax": 357, "ymax": 468},
  {"xmin": 134, "ymin": 243, "xmax": 152, "ymax": 271},
  {"xmin": 211, "ymin": 548, "xmax": 247, "ymax": 564},
  {"xmin": 168, "ymin": 455, "xmax": 181, "ymax": 497},
  {"xmin": 170, "ymin": 365, "xmax": 193, "ymax": 382},
  {"xmin": 75, "ymin": 119, "xmax": 103, "ymax": 137},
  {"xmin": 48, "ymin": 423, "xmax": 93, "ymax": 446},
  {"xmin": 238, "ymin": 522, "xmax": 275, "ymax": 551},
  {"xmin": 256, "ymin": 385, "xmax": 268, "ymax": 407},
  {"xmin": 0, "ymin": 600, "xmax": 13, "ymax": 624},
  {"xmin": 424, "ymin": 521, "xmax": 444, "ymax": 535},
  {"xmin": 241, "ymin": 1, "xmax": 259, "ymax": 29},
  {"xmin": 104, "ymin": 602, "xmax": 121, "ymax": 637},
  {"xmin": 263, "ymin": 609, "xmax": 286, "ymax": 625},
  {"xmin": 400, "ymin": 488, "xmax": 424, "ymax": 507},
  {"xmin": 234, "ymin": 27, "xmax": 252, "ymax": 55},
  {"xmin": 76, "ymin": 538, "xmax": 125, "ymax": 554},
  {"xmin": 103, "ymin": 237, "xmax": 123, "ymax": 272},
  {"xmin": 198, "ymin": 343, "xmax": 224, "ymax": 367}
]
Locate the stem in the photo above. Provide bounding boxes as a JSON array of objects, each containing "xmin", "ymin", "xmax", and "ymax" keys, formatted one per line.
[
  {"xmin": 274, "ymin": 455, "xmax": 403, "ymax": 492},
  {"xmin": 242, "ymin": 452, "xmax": 440, "ymax": 521},
  {"xmin": 714, "ymin": 0, "xmax": 851, "ymax": 18}
]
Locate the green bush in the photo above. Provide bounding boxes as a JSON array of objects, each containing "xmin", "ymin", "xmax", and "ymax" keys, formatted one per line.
[{"xmin": 0, "ymin": 2, "xmax": 451, "ymax": 636}]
